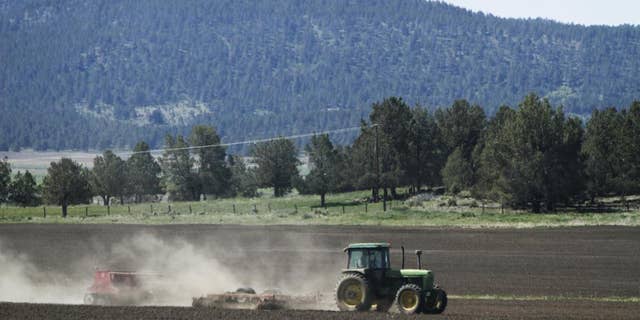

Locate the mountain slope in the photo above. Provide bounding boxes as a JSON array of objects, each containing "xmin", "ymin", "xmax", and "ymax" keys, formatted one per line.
[{"xmin": 1, "ymin": 0, "xmax": 639, "ymax": 150}]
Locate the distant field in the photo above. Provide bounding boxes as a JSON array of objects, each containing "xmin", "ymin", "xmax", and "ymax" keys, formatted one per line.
[
  {"xmin": 1, "ymin": 190, "xmax": 638, "ymax": 228},
  {"xmin": 0, "ymin": 150, "xmax": 103, "ymax": 181},
  {"xmin": 0, "ymin": 151, "xmax": 309, "ymax": 181}
]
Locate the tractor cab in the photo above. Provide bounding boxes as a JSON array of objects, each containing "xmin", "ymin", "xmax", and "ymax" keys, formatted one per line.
[{"xmin": 345, "ymin": 243, "xmax": 390, "ymax": 270}]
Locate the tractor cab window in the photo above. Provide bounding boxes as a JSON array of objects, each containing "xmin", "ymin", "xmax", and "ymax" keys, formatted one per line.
[{"xmin": 348, "ymin": 248, "xmax": 389, "ymax": 269}]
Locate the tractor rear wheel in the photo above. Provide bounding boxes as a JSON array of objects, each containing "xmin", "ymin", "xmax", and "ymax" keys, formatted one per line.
[
  {"xmin": 395, "ymin": 284, "xmax": 423, "ymax": 314},
  {"xmin": 423, "ymin": 288, "xmax": 447, "ymax": 314},
  {"xmin": 335, "ymin": 273, "xmax": 372, "ymax": 311}
]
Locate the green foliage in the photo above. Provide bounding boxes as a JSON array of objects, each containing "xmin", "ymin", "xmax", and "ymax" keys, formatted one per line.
[
  {"xmin": 90, "ymin": 150, "xmax": 127, "ymax": 205},
  {"xmin": 303, "ymin": 134, "xmax": 339, "ymax": 206},
  {"xmin": 0, "ymin": 158, "xmax": 10, "ymax": 203},
  {"xmin": 2, "ymin": 1, "xmax": 640, "ymax": 150},
  {"xmin": 442, "ymin": 147, "xmax": 473, "ymax": 194},
  {"xmin": 229, "ymin": 156, "xmax": 258, "ymax": 198},
  {"xmin": 160, "ymin": 134, "xmax": 198, "ymax": 201},
  {"xmin": 478, "ymin": 94, "xmax": 584, "ymax": 212},
  {"xmin": 407, "ymin": 107, "xmax": 446, "ymax": 191},
  {"xmin": 250, "ymin": 138, "xmax": 299, "ymax": 197},
  {"xmin": 126, "ymin": 141, "xmax": 162, "ymax": 202},
  {"xmin": 8, "ymin": 170, "xmax": 39, "ymax": 207},
  {"xmin": 435, "ymin": 100, "xmax": 486, "ymax": 191},
  {"xmin": 619, "ymin": 101, "xmax": 640, "ymax": 195},
  {"xmin": 41, "ymin": 158, "xmax": 92, "ymax": 217},
  {"xmin": 190, "ymin": 125, "xmax": 231, "ymax": 197}
]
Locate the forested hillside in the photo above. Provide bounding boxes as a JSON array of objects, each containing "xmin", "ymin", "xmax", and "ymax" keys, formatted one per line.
[{"xmin": 2, "ymin": 0, "xmax": 640, "ymax": 150}]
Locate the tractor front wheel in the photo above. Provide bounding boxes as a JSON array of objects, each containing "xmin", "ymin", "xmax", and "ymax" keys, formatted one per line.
[
  {"xmin": 423, "ymin": 288, "xmax": 447, "ymax": 314},
  {"xmin": 335, "ymin": 273, "xmax": 372, "ymax": 311},
  {"xmin": 395, "ymin": 284, "xmax": 423, "ymax": 314}
]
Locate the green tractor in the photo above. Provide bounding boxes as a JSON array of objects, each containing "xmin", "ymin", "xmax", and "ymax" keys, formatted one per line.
[{"xmin": 335, "ymin": 243, "xmax": 447, "ymax": 314}]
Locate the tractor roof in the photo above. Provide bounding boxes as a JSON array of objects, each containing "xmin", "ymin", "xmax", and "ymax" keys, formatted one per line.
[{"xmin": 344, "ymin": 243, "xmax": 390, "ymax": 251}]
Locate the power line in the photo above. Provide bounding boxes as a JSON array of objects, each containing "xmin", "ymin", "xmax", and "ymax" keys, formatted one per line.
[{"xmin": 4, "ymin": 125, "xmax": 366, "ymax": 163}]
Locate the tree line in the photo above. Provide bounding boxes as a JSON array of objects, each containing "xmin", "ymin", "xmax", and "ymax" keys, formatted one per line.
[
  {"xmin": 1, "ymin": 93, "xmax": 639, "ymax": 215},
  {"xmin": 3, "ymin": 0, "xmax": 640, "ymax": 151}
]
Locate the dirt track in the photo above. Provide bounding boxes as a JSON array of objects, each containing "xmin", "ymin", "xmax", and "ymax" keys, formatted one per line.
[
  {"xmin": 1, "ymin": 299, "xmax": 639, "ymax": 320},
  {"xmin": 0, "ymin": 224, "xmax": 639, "ymax": 318}
]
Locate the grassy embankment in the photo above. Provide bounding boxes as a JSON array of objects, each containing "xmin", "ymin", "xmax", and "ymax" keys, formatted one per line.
[{"xmin": 0, "ymin": 190, "xmax": 638, "ymax": 227}]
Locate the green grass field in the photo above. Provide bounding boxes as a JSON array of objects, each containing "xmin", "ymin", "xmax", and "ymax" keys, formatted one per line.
[{"xmin": 1, "ymin": 189, "xmax": 638, "ymax": 227}]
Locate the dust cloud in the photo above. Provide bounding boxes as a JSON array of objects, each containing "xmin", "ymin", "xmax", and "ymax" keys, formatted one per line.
[
  {"xmin": 0, "ymin": 243, "xmax": 87, "ymax": 304},
  {"xmin": 0, "ymin": 233, "xmax": 342, "ymax": 307}
]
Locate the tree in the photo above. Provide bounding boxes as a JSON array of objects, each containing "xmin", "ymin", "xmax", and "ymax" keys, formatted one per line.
[
  {"xmin": 582, "ymin": 108, "xmax": 625, "ymax": 199},
  {"xmin": 0, "ymin": 157, "xmax": 10, "ymax": 204},
  {"xmin": 435, "ymin": 100, "xmax": 486, "ymax": 157},
  {"xmin": 369, "ymin": 97, "xmax": 413, "ymax": 198},
  {"xmin": 619, "ymin": 101, "xmax": 640, "ymax": 195},
  {"xmin": 189, "ymin": 125, "xmax": 231, "ymax": 198},
  {"xmin": 441, "ymin": 147, "xmax": 473, "ymax": 194},
  {"xmin": 42, "ymin": 158, "xmax": 92, "ymax": 218},
  {"xmin": 9, "ymin": 170, "xmax": 39, "ymax": 207},
  {"xmin": 407, "ymin": 106, "xmax": 445, "ymax": 193},
  {"xmin": 304, "ymin": 134, "xmax": 338, "ymax": 207},
  {"xmin": 160, "ymin": 134, "xmax": 198, "ymax": 201},
  {"xmin": 91, "ymin": 150, "xmax": 127, "ymax": 205},
  {"xmin": 229, "ymin": 156, "xmax": 258, "ymax": 197},
  {"xmin": 474, "ymin": 106, "xmax": 516, "ymax": 202},
  {"xmin": 479, "ymin": 94, "xmax": 584, "ymax": 212},
  {"xmin": 435, "ymin": 100, "xmax": 486, "ymax": 192},
  {"xmin": 350, "ymin": 122, "xmax": 380, "ymax": 200},
  {"xmin": 126, "ymin": 141, "xmax": 162, "ymax": 202},
  {"xmin": 250, "ymin": 138, "xmax": 299, "ymax": 197}
]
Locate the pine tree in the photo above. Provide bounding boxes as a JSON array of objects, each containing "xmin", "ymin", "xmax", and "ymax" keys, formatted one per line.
[
  {"xmin": 9, "ymin": 170, "xmax": 39, "ymax": 207},
  {"xmin": 304, "ymin": 134, "xmax": 338, "ymax": 207},
  {"xmin": 90, "ymin": 150, "xmax": 127, "ymax": 205},
  {"xmin": 42, "ymin": 158, "xmax": 92, "ymax": 218},
  {"xmin": 160, "ymin": 134, "xmax": 198, "ymax": 200},
  {"xmin": 250, "ymin": 138, "xmax": 299, "ymax": 197},
  {"xmin": 126, "ymin": 141, "xmax": 162, "ymax": 202},
  {"xmin": 189, "ymin": 125, "xmax": 231, "ymax": 198},
  {"xmin": 0, "ymin": 157, "xmax": 10, "ymax": 204}
]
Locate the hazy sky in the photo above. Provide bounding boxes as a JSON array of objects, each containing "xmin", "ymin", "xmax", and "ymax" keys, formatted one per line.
[{"xmin": 442, "ymin": 0, "xmax": 640, "ymax": 26}]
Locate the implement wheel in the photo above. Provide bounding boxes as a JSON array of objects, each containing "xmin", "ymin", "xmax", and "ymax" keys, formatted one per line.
[
  {"xmin": 335, "ymin": 273, "xmax": 372, "ymax": 311},
  {"xmin": 83, "ymin": 294, "xmax": 96, "ymax": 305},
  {"xmin": 395, "ymin": 284, "xmax": 422, "ymax": 314}
]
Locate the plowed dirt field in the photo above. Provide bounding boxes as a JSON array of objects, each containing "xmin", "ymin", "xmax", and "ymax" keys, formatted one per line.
[{"xmin": 0, "ymin": 224, "xmax": 639, "ymax": 319}]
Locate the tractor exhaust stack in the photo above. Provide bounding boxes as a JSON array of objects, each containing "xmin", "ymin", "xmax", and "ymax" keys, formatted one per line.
[
  {"xmin": 401, "ymin": 246, "xmax": 405, "ymax": 269},
  {"xmin": 415, "ymin": 250, "xmax": 423, "ymax": 269}
]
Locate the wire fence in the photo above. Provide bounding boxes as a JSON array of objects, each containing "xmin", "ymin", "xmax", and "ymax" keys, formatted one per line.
[{"xmin": 0, "ymin": 200, "xmax": 402, "ymax": 220}]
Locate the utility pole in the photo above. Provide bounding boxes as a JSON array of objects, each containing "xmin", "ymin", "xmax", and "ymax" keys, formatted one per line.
[
  {"xmin": 374, "ymin": 124, "xmax": 380, "ymax": 204},
  {"xmin": 374, "ymin": 124, "xmax": 386, "ymax": 212}
]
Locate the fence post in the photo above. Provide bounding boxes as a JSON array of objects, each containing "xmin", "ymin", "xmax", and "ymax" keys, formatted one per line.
[
  {"xmin": 365, "ymin": 203, "xmax": 368, "ymax": 213},
  {"xmin": 253, "ymin": 204, "xmax": 257, "ymax": 214},
  {"xmin": 168, "ymin": 205, "xmax": 171, "ymax": 213},
  {"xmin": 294, "ymin": 204, "xmax": 298, "ymax": 214},
  {"xmin": 232, "ymin": 204, "xmax": 236, "ymax": 214},
  {"xmin": 268, "ymin": 203, "xmax": 271, "ymax": 212},
  {"xmin": 43, "ymin": 206, "xmax": 46, "ymax": 218},
  {"xmin": 150, "ymin": 204, "xmax": 153, "ymax": 214},
  {"xmin": 107, "ymin": 206, "xmax": 110, "ymax": 216},
  {"xmin": 189, "ymin": 205, "xmax": 192, "ymax": 214},
  {"xmin": 85, "ymin": 207, "xmax": 88, "ymax": 217},
  {"xmin": 128, "ymin": 206, "xmax": 131, "ymax": 214},
  {"xmin": 342, "ymin": 205, "xmax": 345, "ymax": 214}
]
